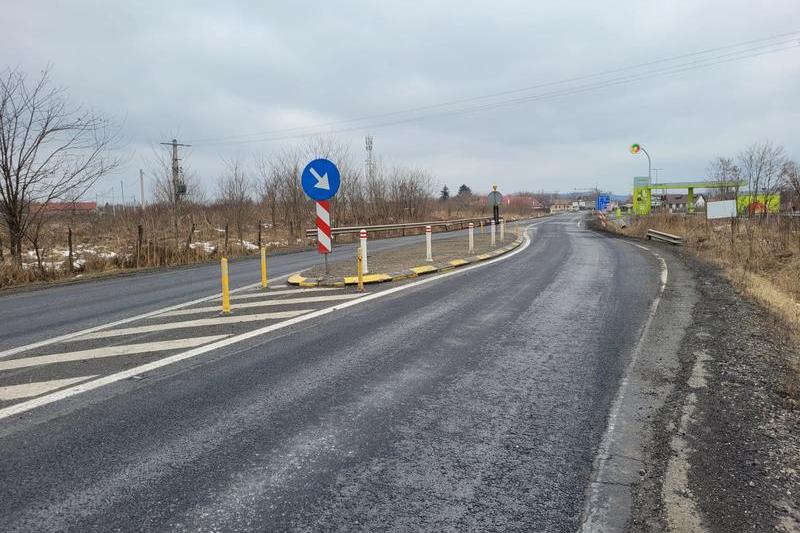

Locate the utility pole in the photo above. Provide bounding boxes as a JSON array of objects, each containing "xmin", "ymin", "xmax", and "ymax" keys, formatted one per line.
[
  {"xmin": 160, "ymin": 139, "xmax": 191, "ymax": 246},
  {"xmin": 160, "ymin": 138, "xmax": 191, "ymax": 201}
]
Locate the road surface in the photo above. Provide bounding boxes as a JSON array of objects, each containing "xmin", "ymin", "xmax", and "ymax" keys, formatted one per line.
[{"xmin": 0, "ymin": 214, "xmax": 664, "ymax": 531}]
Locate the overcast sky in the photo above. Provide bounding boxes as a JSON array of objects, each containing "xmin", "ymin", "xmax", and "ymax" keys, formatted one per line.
[{"xmin": 3, "ymin": 1, "xmax": 799, "ymax": 201}]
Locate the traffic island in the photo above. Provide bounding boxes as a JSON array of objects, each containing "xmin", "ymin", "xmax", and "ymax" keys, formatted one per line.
[{"xmin": 288, "ymin": 231, "xmax": 524, "ymax": 287}]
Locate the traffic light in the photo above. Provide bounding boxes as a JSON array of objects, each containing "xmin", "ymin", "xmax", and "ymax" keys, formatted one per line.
[{"xmin": 630, "ymin": 143, "xmax": 641, "ymax": 154}]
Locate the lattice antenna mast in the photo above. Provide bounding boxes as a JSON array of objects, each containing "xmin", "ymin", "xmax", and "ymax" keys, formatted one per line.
[{"xmin": 365, "ymin": 135, "xmax": 374, "ymax": 181}]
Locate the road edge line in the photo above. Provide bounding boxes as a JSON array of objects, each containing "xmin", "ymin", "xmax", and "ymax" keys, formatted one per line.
[{"xmin": 579, "ymin": 241, "xmax": 669, "ymax": 532}]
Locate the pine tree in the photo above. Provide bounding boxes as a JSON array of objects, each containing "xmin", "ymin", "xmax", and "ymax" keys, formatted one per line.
[{"xmin": 439, "ymin": 185, "xmax": 450, "ymax": 201}]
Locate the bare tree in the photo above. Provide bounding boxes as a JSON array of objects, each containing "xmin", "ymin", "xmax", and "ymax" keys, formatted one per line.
[
  {"xmin": 706, "ymin": 156, "xmax": 741, "ymax": 200},
  {"xmin": 783, "ymin": 160, "xmax": 800, "ymax": 213},
  {"xmin": 738, "ymin": 141, "xmax": 786, "ymax": 216},
  {"xmin": 148, "ymin": 144, "xmax": 204, "ymax": 246},
  {"xmin": 217, "ymin": 157, "xmax": 253, "ymax": 242},
  {"xmin": 0, "ymin": 67, "xmax": 118, "ymax": 266},
  {"xmin": 255, "ymin": 154, "xmax": 279, "ymax": 235},
  {"xmin": 269, "ymin": 146, "xmax": 307, "ymax": 240}
]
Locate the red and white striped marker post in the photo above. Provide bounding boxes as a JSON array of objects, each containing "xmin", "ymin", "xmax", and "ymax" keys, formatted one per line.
[
  {"xmin": 468, "ymin": 222, "xmax": 474, "ymax": 253},
  {"xmin": 359, "ymin": 228, "xmax": 368, "ymax": 274},
  {"xmin": 425, "ymin": 225, "xmax": 433, "ymax": 262},
  {"xmin": 316, "ymin": 200, "xmax": 332, "ymax": 273}
]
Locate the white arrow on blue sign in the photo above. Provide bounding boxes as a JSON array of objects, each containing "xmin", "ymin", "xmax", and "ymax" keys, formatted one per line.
[{"xmin": 301, "ymin": 158, "xmax": 340, "ymax": 201}]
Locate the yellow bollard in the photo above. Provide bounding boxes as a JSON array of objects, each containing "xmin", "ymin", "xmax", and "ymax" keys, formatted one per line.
[
  {"xmin": 220, "ymin": 256, "xmax": 231, "ymax": 314},
  {"xmin": 357, "ymin": 247, "xmax": 364, "ymax": 292},
  {"xmin": 260, "ymin": 246, "xmax": 268, "ymax": 289}
]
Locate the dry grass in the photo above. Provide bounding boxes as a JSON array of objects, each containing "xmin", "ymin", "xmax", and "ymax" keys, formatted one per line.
[
  {"xmin": 614, "ymin": 212, "xmax": 800, "ymax": 401},
  {"xmin": 0, "ymin": 204, "xmax": 544, "ymax": 289}
]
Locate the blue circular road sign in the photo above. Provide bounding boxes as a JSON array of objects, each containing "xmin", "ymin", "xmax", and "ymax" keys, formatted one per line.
[{"xmin": 301, "ymin": 158, "xmax": 340, "ymax": 201}]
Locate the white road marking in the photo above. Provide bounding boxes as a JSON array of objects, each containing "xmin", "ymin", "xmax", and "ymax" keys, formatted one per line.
[
  {"xmin": 580, "ymin": 242, "xmax": 669, "ymax": 532},
  {"xmin": 75, "ymin": 310, "xmax": 314, "ymax": 341},
  {"xmin": 0, "ymin": 336, "xmax": 228, "ymax": 372},
  {"xmin": 159, "ymin": 293, "xmax": 365, "ymax": 317},
  {"xmin": 0, "ymin": 272, "xmax": 293, "ymax": 360},
  {"xmin": 0, "ymin": 220, "xmax": 549, "ymax": 420},
  {"xmin": 231, "ymin": 286, "xmax": 342, "ymax": 300},
  {"xmin": 0, "ymin": 375, "xmax": 97, "ymax": 401}
]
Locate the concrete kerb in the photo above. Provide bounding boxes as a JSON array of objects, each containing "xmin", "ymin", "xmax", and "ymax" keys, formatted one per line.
[{"xmin": 287, "ymin": 235, "xmax": 525, "ymax": 287}]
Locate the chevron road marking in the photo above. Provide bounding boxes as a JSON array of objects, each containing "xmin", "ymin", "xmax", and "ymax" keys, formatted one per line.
[
  {"xmin": 0, "ymin": 336, "xmax": 228, "ymax": 372},
  {"xmin": 159, "ymin": 293, "xmax": 364, "ymax": 317}
]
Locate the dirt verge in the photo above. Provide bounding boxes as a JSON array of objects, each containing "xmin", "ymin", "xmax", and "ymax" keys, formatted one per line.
[{"xmin": 629, "ymin": 248, "xmax": 800, "ymax": 532}]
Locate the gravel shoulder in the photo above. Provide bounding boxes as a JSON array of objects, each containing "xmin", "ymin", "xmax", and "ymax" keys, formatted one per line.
[{"xmin": 629, "ymin": 247, "xmax": 800, "ymax": 532}]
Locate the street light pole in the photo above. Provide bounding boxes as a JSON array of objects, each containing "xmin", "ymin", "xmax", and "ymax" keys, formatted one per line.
[
  {"xmin": 641, "ymin": 146, "xmax": 651, "ymax": 181},
  {"xmin": 630, "ymin": 143, "xmax": 652, "ymax": 182}
]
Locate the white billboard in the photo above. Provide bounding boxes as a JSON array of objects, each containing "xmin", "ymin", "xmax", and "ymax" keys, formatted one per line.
[{"xmin": 706, "ymin": 200, "xmax": 737, "ymax": 220}]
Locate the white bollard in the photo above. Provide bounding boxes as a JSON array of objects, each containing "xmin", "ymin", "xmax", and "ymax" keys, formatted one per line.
[
  {"xmin": 359, "ymin": 229, "xmax": 368, "ymax": 274},
  {"xmin": 468, "ymin": 222, "xmax": 474, "ymax": 254},
  {"xmin": 490, "ymin": 220, "xmax": 496, "ymax": 247},
  {"xmin": 500, "ymin": 218, "xmax": 505, "ymax": 242},
  {"xmin": 426, "ymin": 225, "xmax": 433, "ymax": 262}
]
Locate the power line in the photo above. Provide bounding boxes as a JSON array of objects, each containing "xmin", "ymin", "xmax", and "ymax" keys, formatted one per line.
[
  {"xmin": 195, "ymin": 42, "xmax": 799, "ymax": 146},
  {"xmin": 189, "ymin": 31, "xmax": 800, "ymax": 146}
]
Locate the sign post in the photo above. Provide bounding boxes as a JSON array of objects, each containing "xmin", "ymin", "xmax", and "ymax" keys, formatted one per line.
[
  {"xmin": 301, "ymin": 158, "xmax": 341, "ymax": 275},
  {"xmin": 468, "ymin": 222, "xmax": 474, "ymax": 253},
  {"xmin": 359, "ymin": 229, "xmax": 368, "ymax": 274},
  {"xmin": 487, "ymin": 185, "xmax": 502, "ymax": 225},
  {"xmin": 425, "ymin": 225, "xmax": 433, "ymax": 262}
]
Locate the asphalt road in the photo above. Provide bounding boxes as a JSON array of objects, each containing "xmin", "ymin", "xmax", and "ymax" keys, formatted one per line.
[
  {"xmin": 0, "ymin": 225, "xmax": 488, "ymax": 352},
  {"xmin": 0, "ymin": 213, "xmax": 663, "ymax": 532}
]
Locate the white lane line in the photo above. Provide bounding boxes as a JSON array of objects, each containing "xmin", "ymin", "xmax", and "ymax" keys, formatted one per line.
[
  {"xmin": 231, "ymin": 286, "xmax": 342, "ymax": 300},
  {"xmin": 159, "ymin": 293, "xmax": 365, "ymax": 317},
  {"xmin": 268, "ymin": 284, "xmax": 287, "ymax": 289},
  {"xmin": 0, "ymin": 272, "xmax": 293, "ymax": 360},
  {"xmin": 0, "ymin": 336, "xmax": 228, "ymax": 372},
  {"xmin": 0, "ymin": 375, "xmax": 98, "ymax": 401},
  {"xmin": 0, "ymin": 219, "xmax": 549, "ymax": 421},
  {"xmin": 580, "ymin": 241, "xmax": 669, "ymax": 532},
  {"xmin": 76, "ymin": 310, "xmax": 314, "ymax": 341}
]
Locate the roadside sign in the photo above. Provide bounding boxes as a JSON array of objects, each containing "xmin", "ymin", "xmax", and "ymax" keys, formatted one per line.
[
  {"xmin": 315, "ymin": 200, "xmax": 332, "ymax": 254},
  {"xmin": 301, "ymin": 158, "xmax": 340, "ymax": 201},
  {"xmin": 706, "ymin": 199, "xmax": 737, "ymax": 220},
  {"xmin": 596, "ymin": 195, "xmax": 610, "ymax": 211},
  {"xmin": 302, "ymin": 159, "xmax": 339, "ymax": 258},
  {"xmin": 487, "ymin": 191, "xmax": 502, "ymax": 207}
]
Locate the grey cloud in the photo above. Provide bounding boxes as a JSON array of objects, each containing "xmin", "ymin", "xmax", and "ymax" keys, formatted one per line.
[{"xmin": 3, "ymin": 0, "xmax": 798, "ymax": 200}]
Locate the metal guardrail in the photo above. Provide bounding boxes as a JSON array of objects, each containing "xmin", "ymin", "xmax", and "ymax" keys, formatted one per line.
[
  {"xmin": 304, "ymin": 217, "xmax": 498, "ymax": 238},
  {"xmin": 646, "ymin": 228, "xmax": 684, "ymax": 245}
]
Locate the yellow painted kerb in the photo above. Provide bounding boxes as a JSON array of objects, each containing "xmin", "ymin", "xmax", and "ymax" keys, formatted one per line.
[
  {"xmin": 410, "ymin": 265, "xmax": 438, "ymax": 275},
  {"xmin": 343, "ymin": 273, "xmax": 392, "ymax": 284}
]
